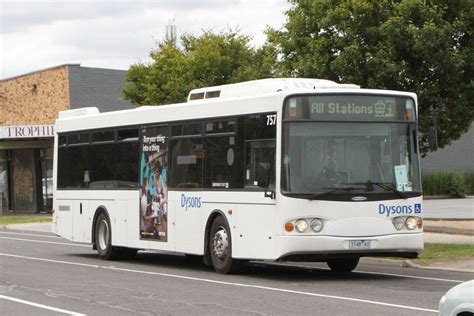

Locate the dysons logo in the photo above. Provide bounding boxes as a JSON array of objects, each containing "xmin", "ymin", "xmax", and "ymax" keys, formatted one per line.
[
  {"xmin": 378, "ymin": 203, "xmax": 422, "ymax": 217},
  {"xmin": 181, "ymin": 194, "xmax": 202, "ymax": 211}
]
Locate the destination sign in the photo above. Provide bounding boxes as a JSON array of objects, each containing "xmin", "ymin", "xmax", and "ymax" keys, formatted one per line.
[{"xmin": 284, "ymin": 95, "xmax": 415, "ymax": 121}]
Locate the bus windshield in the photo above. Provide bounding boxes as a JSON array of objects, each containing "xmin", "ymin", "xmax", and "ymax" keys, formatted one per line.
[{"xmin": 281, "ymin": 121, "xmax": 421, "ymax": 197}]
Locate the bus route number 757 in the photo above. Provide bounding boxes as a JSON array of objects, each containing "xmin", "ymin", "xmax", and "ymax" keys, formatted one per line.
[{"xmin": 266, "ymin": 114, "xmax": 277, "ymax": 126}]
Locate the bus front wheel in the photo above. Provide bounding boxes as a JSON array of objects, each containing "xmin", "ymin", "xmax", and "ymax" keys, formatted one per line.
[
  {"xmin": 209, "ymin": 215, "xmax": 243, "ymax": 274},
  {"xmin": 327, "ymin": 258, "xmax": 359, "ymax": 272},
  {"xmin": 95, "ymin": 212, "xmax": 121, "ymax": 260}
]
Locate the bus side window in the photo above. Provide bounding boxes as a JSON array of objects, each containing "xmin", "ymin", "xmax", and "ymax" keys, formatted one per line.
[
  {"xmin": 244, "ymin": 113, "xmax": 276, "ymax": 189},
  {"xmin": 170, "ymin": 137, "xmax": 203, "ymax": 189},
  {"xmin": 203, "ymin": 119, "xmax": 242, "ymax": 189},
  {"xmin": 245, "ymin": 140, "xmax": 275, "ymax": 188}
]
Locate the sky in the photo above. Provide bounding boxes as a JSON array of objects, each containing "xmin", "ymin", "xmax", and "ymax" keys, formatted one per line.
[{"xmin": 0, "ymin": 0, "xmax": 291, "ymax": 79}]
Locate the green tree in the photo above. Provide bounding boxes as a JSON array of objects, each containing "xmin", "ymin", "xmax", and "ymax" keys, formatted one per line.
[
  {"xmin": 123, "ymin": 31, "xmax": 276, "ymax": 106},
  {"xmin": 268, "ymin": 0, "xmax": 474, "ymax": 152}
]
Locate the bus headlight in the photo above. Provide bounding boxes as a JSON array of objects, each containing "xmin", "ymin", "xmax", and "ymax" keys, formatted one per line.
[
  {"xmin": 295, "ymin": 219, "xmax": 308, "ymax": 233},
  {"xmin": 405, "ymin": 217, "xmax": 418, "ymax": 230},
  {"xmin": 310, "ymin": 218, "xmax": 323, "ymax": 232},
  {"xmin": 393, "ymin": 217, "xmax": 405, "ymax": 230}
]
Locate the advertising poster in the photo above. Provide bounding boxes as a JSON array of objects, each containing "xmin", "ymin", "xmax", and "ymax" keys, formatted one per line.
[{"xmin": 139, "ymin": 126, "xmax": 168, "ymax": 241}]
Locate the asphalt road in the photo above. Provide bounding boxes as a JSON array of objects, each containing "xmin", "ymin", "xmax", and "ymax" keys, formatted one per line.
[{"xmin": 1, "ymin": 228, "xmax": 473, "ymax": 316}]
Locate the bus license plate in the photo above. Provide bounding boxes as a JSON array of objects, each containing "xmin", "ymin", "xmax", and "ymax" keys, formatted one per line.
[{"xmin": 349, "ymin": 240, "xmax": 371, "ymax": 249}]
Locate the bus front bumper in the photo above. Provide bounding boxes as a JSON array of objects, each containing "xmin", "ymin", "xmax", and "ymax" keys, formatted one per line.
[{"xmin": 276, "ymin": 232, "xmax": 423, "ymax": 262}]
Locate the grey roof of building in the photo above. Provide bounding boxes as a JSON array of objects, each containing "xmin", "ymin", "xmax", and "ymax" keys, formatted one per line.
[{"xmin": 67, "ymin": 65, "xmax": 133, "ymax": 112}]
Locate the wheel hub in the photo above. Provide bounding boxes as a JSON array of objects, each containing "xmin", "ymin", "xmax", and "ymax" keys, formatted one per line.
[
  {"xmin": 212, "ymin": 227, "xmax": 229, "ymax": 260},
  {"xmin": 98, "ymin": 219, "xmax": 109, "ymax": 251}
]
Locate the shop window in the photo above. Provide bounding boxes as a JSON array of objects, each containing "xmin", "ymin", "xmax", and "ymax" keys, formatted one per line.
[
  {"xmin": 10, "ymin": 149, "xmax": 38, "ymax": 211},
  {"xmin": 0, "ymin": 150, "xmax": 9, "ymax": 212}
]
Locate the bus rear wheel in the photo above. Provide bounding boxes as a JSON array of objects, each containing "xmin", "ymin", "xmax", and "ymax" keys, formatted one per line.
[
  {"xmin": 327, "ymin": 258, "xmax": 359, "ymax": 272},
  {"xmin": 209, "ymin": 215, "xmax": 244, "ymax": 274},
  {"xmin": 95, "ymin": 212, "xmax": 121, "ymax": 260}
]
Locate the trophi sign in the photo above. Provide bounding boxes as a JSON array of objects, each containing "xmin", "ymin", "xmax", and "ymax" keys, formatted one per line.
[{"xmin": 0, "ymin": 125, "xmax": 54, "ymax": 139}]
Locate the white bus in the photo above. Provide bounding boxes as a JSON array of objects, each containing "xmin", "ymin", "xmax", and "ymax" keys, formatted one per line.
[{"xmin": 53, "ymin": 78, "xmax": 423, "ymax": 274}]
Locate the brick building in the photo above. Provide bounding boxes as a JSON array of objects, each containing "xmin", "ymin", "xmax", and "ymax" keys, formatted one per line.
[{"xmin": 0, "ymin": 64, "xmax": 133, "ymax": 213}]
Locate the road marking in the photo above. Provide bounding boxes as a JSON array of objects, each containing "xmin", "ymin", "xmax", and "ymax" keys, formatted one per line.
[
  {"xmin": 0, "ymin": 294, "xmax": 86, "ymax": 315},
  {"xmin": 275, "ymin": 263, "xmax": 465, "ymax": 283},
  {"xmin": 2, "ymin": 236, "xmax": 467, "ymax": 284},
  {"xmin": 0, "ymin": 253, "xmax": 438, "ymax": 314},
  {"xmin": 0, "ymin": 237, "xmax": 90, "ymax": 248},
  {"xmin": 355, "ymin": 269, "xmax": 465, "ymax": 283},
  {"xmin": 0, "ymin": 231, "xmax": 61, "ymax": 239}
]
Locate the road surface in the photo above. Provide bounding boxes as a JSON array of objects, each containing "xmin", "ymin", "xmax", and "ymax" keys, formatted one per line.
[{"xmin": 1, "ymin": 227, "xmax": 473, "ymax": 315}]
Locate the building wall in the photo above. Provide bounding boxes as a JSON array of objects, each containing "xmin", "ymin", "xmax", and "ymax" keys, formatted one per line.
[
  {"xmin": 0, "ymin": 66, "xmax": 70, "ymax": 125},
  {"xmin": 1, "ymin": 64, "xmax": 133, "ymax": 212},
  {"xmin": 421, "ymin": 123, "xmax": 474, "ymax": 174}
]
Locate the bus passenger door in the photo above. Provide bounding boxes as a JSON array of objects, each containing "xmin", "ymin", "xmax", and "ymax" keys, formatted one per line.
[{"xmin": 233, "ymin": 139, "xmax": 277, "ymax": 259}]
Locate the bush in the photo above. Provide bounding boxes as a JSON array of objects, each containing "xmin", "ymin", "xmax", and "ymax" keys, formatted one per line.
[
  {"xmin": 464, "ymin": 172, "xmax": 474, "ymax": 195},
  {"xmin": 422, "ymin": 172, "xmax": 466, "ymax": 197}
]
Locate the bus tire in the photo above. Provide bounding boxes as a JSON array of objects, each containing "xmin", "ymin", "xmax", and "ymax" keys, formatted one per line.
[
  {"xmin": 95, "ymin": 212, "xmax": 121, "ymax": 260},
  {"xmin": 327, "ymin": 258, "xmax": 359, "ymax": 272},
  {"xmin": 209, "ymin": 215, "xmax": 243, "ymax": 274}
]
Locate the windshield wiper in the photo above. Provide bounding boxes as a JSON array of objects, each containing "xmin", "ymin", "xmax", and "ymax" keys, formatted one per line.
[
  {"xmin": 344, "ymin": 180, "xmax": 410, "ymax": 199},
  {"xmin": 307, "ymin": 187, "xmax": 358, "ymax": 200}
]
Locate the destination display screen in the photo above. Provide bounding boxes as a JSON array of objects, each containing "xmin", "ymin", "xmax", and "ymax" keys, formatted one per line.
[{"xmin": 284, "ymin": 94, "xmax": 416, "ymax": 121}]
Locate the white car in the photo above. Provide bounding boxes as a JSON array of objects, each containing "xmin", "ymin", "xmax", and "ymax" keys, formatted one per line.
[{"xmin": 439, "ymin": 280, "xmax": 474, "ymax": 316}]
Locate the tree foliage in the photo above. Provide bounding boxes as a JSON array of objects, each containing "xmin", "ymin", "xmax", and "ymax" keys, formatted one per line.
[
  {"xmin": 267, "ymin": 0, "xmax": 474, "ymax": 151},
  {"xmin": 123, "ymin": 31, "xmax": 276, "ymax": 106}
]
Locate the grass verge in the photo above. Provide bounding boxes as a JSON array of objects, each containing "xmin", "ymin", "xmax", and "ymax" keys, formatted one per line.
[
  {"xmin": 0, "ymin": 215, "xmax": 52, "ymax": 225},
  {"xmin": 383, "ymin": 243, "xmax": 473, "ymax": 263},
  {"xmin": 416, "ymin": 243, "xmax": 474, "ymax": 264}
]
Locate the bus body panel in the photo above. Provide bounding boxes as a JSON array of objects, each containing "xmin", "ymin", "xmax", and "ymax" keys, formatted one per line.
[
  {"xmin": 71, "ymin": 199, "xmax": 92, "ymax": 243},
  {"xmin": 232, "ymin": 202, "xmax": 276, "ymax": 259},
  {"xmin": 56, "ymin": 94, "xmax": 280, "ymax": 134},
  {"xmin": 276, "ymin": 195, "xmax": 423, "ymax": 236},
  {"xmin": 277, "ymin": 233, "xmax": 423, "ymax": 260},
  {"xmin": 170, "ymin": 191, "xmax": 277, "ymax": 259},
  {"xmin": 52, "ymin": 82, "xmax": 423, "ymax": 267},
  {"xmin": 171, "ymin": 190, "xmax": 206, "ymax": 254},
  {"xmin": 273, "ymin": 195, "xmax": 423, "ymax": 259},
  {"xmin": 54, "ymin": 200, "xmax": 73, "ymax": 240},
  {"xmin": 55, "ymin": 191, "xmax": 141, "ymax": 246}
]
